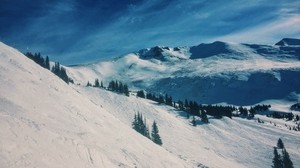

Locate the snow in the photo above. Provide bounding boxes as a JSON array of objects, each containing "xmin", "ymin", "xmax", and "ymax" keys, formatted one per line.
[
  {"xmin": 0, "ymin": 42, "xmax": 190, "ymax": 168},
  {"xmin": 1, "ymin": 41, "xmax": 300, "ymax": 168},
  {"xmin": 66, "ymin": 41, "xmax": 300, "ymax": 105},
  {"xmin": 76, "ymin": 85, "xmax": 300, "ymax": 168}
]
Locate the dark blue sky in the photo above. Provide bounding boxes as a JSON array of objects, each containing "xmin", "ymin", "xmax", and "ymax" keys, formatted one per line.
[{"xmin": 1, "ymin": 0, "xmax": 300, "ymax": 64}]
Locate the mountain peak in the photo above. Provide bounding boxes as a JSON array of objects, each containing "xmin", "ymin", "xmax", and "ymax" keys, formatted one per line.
[
  {"xmin": 275, "ymin": 38, "xmax": 300, "ymax": 46},
  {"xmin": 189, "ymin": 41, "xmax": 231, "ymax": 59}
]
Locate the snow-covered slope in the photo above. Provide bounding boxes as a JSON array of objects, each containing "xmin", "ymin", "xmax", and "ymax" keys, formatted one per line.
[
  {"xmin": 0, "ymin": 42, "xmax": 190, "ymax": 168},
  {"xmin": 1, "ymin": 41, "xmax": 300, "ymax": 168},
  {"xmin": 67, "ymin": 39, "xmax": 300, "ymax": 105},
  {"xmin": 73, "ymin": 84, "xmax": 300, "ymax": 168}
]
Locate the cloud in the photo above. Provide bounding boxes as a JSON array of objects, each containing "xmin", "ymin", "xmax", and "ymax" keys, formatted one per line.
[
  {"xmin": 1, "ymin": 0, "xmax": 300, "ymax": 64},
  {"xmin": 216, "ymin": 1, "xmax": 300, "ymax": 44}
]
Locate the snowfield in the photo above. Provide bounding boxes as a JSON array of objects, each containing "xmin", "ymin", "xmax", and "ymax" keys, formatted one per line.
[
  {"xmin": 0, "ymin": 42, "xmax": 190, "ymax": 168},
  {"xmin": 67, "ymin": 41, "xmax": 300, "ymax": 105},
  {"xmin": 1, "ymin": 41, "xmax": 300, "ymax": 168},
  {"xmin": 76, "ymin": 85, "xmax": 300, "ymax": 168}
]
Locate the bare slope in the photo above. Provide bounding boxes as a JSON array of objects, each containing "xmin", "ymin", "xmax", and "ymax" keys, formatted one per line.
[{"xmin": 0, "ymin": 42, "xmax": 189, "ymax": 168}]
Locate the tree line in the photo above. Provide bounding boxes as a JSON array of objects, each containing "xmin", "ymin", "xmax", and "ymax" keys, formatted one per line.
[
  {"xmin": 86, "ymin": 79, "xmax": 129, "ymax": 97},
  {"xmin": 24, "ymin": 52, "xmax": 73, "ymax": 84}
]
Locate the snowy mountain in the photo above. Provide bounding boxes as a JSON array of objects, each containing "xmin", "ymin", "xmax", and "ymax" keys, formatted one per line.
[
  {"xmin": 1, "ymin": 41, "xmax": 300, "ymax": 168},
  {"xmin": 68, "ymin": 39, "xmax": 300, "ymax": 105},
  {"xmin": 0, "ymin": 42, "xmax": 190, "ymax": 168}
]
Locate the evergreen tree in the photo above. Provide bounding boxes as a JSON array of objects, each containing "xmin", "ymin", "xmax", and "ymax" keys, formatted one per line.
[
  {"xmin": 86, "ymin": 81, "xmax": 92, "ymax": 87},
  {"xmin": 108, "ymin": 80, "xmax": 115, "ymax": 91},
  {"xmin": 184, "ymin": 99, "xmax": 189, "ymax": 109},
  {"xmin": 192, "ymin": 115, "xmax": 196, "ymax": 126},
  {"xmin": 60, "ymin": 67, "xmax": 69, "ymax": 84},
  {"xmin": 143, "ymin": 118, "xmax": 150, "ymax": 139},
  {"xmin": 118, "ymin": 81, "xmax": 124, "ymax": 93},
  {"xmin": 137, "ymin": 90, "xmax": 145, "ymax": 98},
  {"xmin": 272, "ymin": 147, "xmax": 281, "ymax": 168},
  {"xmin": 158, "ymin": 95, "xmax": 164, "ymax": 104},
  {"xmin": 132, "ymin": 112, "xmax": 149, "ymax": 138},
  {"xmin": 132, "ymin": 113, "xmax": 138, "ymax": 130},
  {"xmin": 200, "ymin": 110, "xmax": 209, "ymax": 123},
  {"xmin": 151, "ymin": 121, "xmax": 162, "ymax": 145},
  {"xmin": 94, "ymin": 79, "xmax": 100, "ymax": 87},
  {"xmin": 282, "ymin": 148, "xmax": 294, "ymax": 168},
  {"xmin": 277, "ymin": 138, "xmax": 284, "ymax": 149},
  {"xmin": 115, "ymin": 80, "xmax": 119, "ymax": 92},
  {"xmin": 45, "ymin": 56, "xmax": 50, "ymax": 70},
  {"xmin": 123, "ymin": 84, "xmax": 129, "ymax": 96},
  {"xmin": 100, "ymin": 81, "xmax": 104, "ymax": 88}
]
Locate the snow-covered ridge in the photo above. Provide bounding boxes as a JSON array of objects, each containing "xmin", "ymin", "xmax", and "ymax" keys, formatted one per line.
[
  {"xmin": 275, "ymin": 38, "xmax": 300, "ymax": 46},
  {"xmin": 67, "ymin": 39, "xmax": 300, "ymax": 105},
  {"xmin": 1, "ymin": 42, "xmax": 300, "ymax": 168},
  {"xmin": 0, "ymin": 42, "xmax": 190, "ymax": 168}
]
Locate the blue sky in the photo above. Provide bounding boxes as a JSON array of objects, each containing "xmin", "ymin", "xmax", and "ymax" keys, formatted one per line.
[{"xmin": 0, "ymin": 0, "xmax": 300, "ymax": 64}]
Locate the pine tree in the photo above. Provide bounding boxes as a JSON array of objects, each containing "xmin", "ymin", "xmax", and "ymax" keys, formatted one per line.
[
  {"xmin": 100, "ymin": 81, "xmax": 104, "ymax": 88},
  {"xmin": 94, "ymin": 79, "xmax": 100, "ymax": 87},
  {"xmin": 132, "ymin": 113, "xmax": 137, "ymax": 130},
  {"xmin": 45, "ymin": 56, "xmax": 50, "ymax": 70},
  {"xmin": 282, "ymin": 148, "xmax": 294, "ymax": 168},
  {"xmin": 192, "ymin": 115, "xmax": 196, "ymax": 126},
  {"xmin": 137, "ymin": 90, "xmax": 145, "ymax": 98},
  {"xmin": 132, "ymin": 112, "xmax": 149, "ymax": 138},
  {"xmin": 123, "ymin": 84, "xmax": 129, "ymax": 96},
  {"xmin": 115, "ymin": 80, "xmax": 119, "ymax": 92},
  {"xmin": 200, "ymin": 110, "xmax": 209, "ymax": 123},
  {"xmin": 272, "ymin": 147, "xmax": 281, "ymax": 168},
  {"xmin": 143, "ymin": 118, "xmax": 150, "ymax": 138},
  {"xmin": 60, "ymin": 67, "xmax": 69, "ymax": 84},
  {"xmin": 158, "ymin": 95, "xmax": 164, "ymax": 104},
  {"xmin": 151, "ymin": 121, "xmax": 162, "ymax": 145},
  {"xmin": 86, "ymin": 81, "xmax": 92, "ymax": 87},
  {"xmin": 277, "ymin": 138, "xmax": 284, "ymax": 149}
]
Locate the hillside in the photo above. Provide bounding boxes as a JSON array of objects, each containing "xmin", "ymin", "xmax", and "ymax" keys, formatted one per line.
[
  {"xmin": 1, "ymin": 41, "xmax": 300, "ymax": 168},
  {"xmin": 0, "ymin": 42, "xmax": 190, "ymax": 168},
  {"xmin": 74, "ymin": 84, "xmax": 300, "ymax": 168},
  {"xmin": 67, "ymin": 39, "xmax": 300, "ymax": 105}
]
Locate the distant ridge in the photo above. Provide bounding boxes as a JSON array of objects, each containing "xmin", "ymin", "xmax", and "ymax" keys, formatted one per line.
[{"xmin": 275, "ymin": 38, "xmax": 300, "ymax": 46}]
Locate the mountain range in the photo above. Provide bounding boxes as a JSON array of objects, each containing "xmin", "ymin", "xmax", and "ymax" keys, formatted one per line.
[
  {"xmin": 1, "ymin": 39, "xmax": 300, "ymax": 168},
  {"xmin": 67, "ymin": 38, "xmax": 300, "ymax": 105}
]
